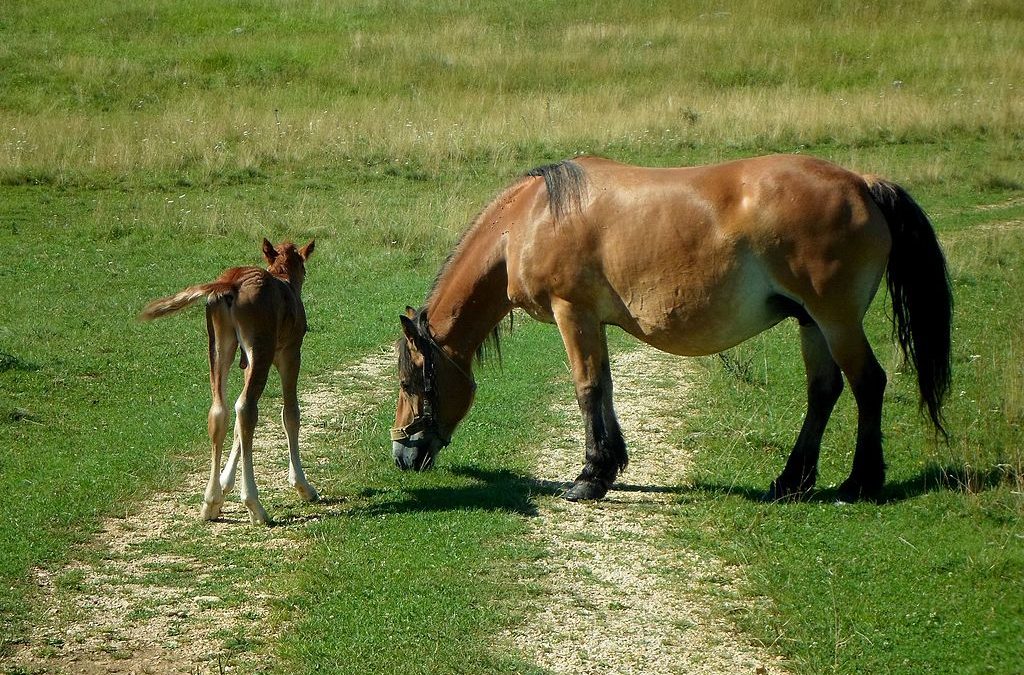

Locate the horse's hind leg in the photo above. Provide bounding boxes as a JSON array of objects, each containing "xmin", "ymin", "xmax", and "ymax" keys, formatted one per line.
[
  {"xmin": 552, "ymin": 300, "xmax": 627, "ymax": 502},
  {"xmin": 276, "ymin": 347, "xmax": 318, "ymax": 502},
  {"xmin": 767, "ymin": 322, "xmax": 844, "ymax": 501},
  {"xmin": 202, "ymin": 305, "xmax": 237, "ymax": 521},
  {"xmin": 821, "ymin": 322, "xmax": 887, "ymax": 502},
  {"xmin": 235, "ymin": 340, "xmax": 273, "ymax": 525}
]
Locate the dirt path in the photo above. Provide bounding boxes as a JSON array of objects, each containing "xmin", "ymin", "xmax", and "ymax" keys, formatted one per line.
[
  {"xmin": 9, "ymin": 350, "xmax": 394, "ymax": 675},
  {"xmin": 10, "ymin": 342, "xmax": 784, "ymax": 674},
  {"xmin": 506, "ymin": 344, "xmax": 786, "ymax": 674}
]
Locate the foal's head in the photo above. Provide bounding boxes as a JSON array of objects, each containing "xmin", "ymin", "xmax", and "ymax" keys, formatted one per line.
[
  {"xmin": 391, "ymin": 307, "xmax": 477, "ymax": 471},
  {"xmin": 263, "ymin": 238, "xmax": 315, "ymax": 288}
]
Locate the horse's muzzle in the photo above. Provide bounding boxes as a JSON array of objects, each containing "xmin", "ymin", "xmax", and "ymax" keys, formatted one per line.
[{"xmin": 392, "ymin": 436, "xmax": 438, "ymax": 472}]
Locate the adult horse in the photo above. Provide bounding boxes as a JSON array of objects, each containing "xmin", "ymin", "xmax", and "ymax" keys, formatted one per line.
[{"xmin": 392, "ymin": 154, "xmax": 952, "ymax": 502}]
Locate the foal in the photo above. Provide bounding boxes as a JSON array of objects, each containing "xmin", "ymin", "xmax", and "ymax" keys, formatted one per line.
[{"xmin": 140, "ymin": 238, "xmax": 318, "ymax": 525}]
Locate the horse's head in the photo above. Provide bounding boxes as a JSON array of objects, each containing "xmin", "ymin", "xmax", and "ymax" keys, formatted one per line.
[
  {"xmin": 391, "ymin": 307, "xmax": 476, "ymax": 471},
  {"xmin": 263, "ymin": 238, "xmax": 315, "ymax": 289}
]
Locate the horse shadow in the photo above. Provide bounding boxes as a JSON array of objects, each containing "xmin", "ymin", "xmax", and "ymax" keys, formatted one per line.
[
  {"xmin": 692, "ymin": 462, "xmax": 1016, "ymax": 505},
  {"xmin": 344, "ymin": 466, "xmax": 695, "ymax": 520},
  {"xmin": 347, "ymin": 466, "xmax": 544, "ymax": 519},
  {"xmin": 274, "ymin": 461, "xmax": 1013, "ymax": 526}
]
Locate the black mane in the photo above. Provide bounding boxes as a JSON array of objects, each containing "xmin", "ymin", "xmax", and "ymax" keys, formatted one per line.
[
  {"xmin": 417, "ymin": 160, "xmax": 590, "ymax": 368},
  {"xmin": 525, "ymin": 159, "xmax": 588, "ymax": 221}
]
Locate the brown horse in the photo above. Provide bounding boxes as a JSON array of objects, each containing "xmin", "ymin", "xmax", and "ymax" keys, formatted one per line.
[
  {"xmin": 140, "ymin": 238, "xmax": 318, "ymax": 525},
  {"xmin": 392, "ymin": 154, "xmax": 952, "ymax": 503}
]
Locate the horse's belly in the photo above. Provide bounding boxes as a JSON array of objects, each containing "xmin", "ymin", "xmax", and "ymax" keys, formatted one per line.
[
  {"xmin": 627, "ymin": 303, "xmax": 784, "ymax": 356},
  {"xmin": 614, "ymin": 269, "xmax": 784, "ymax": 357}
]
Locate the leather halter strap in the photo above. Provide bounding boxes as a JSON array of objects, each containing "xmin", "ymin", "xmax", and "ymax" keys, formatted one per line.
[{"xmin": 391, "ymin": 326, "xmax": 474, "ymax": 447}]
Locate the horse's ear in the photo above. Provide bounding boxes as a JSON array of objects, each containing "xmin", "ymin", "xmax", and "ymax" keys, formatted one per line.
[
  {"xmin": 404, "ymin": 306, "xmax": 417, "ymax": 319},
  {"xmin": 262, "ymin": 238, "xmax": 278, "ymax": 264},
  {"xmin": 400, "ymin": 314, "xmax": 418, "ymax": 343},
  {"xmin": 299, "ymin": 239, "xmax": 315, "ymax": 260}
]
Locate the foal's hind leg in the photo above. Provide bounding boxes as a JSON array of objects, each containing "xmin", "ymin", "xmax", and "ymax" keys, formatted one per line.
[
  {"xmin": 235, "ymin": 341, "xmax": 273, "ymax": 525},
  {"xmin": 202, "ymin": 306, "xmax": 237, "ymax": 521},
  {"xmin": 821, "ymin": 323, "xmax": 887, "ymax": 502},
  {"xmin": 767, "ymin": 322, "xmax": 844, "ymax": 501},
  {"xmin": 276, "ymin": 347, "xmax": 318, "ymax": 502},
  {"xmin": 219, "ymin": 435, "xmax": 241, "ymax": 496},
  {"xmin": 552, "ymin": 301, "xmax": 627, "ymax": 502}
]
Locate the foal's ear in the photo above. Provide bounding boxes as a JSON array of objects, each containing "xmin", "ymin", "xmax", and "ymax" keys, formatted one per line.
[
  {"xmin": 262, "ymin": 238, "xmax": 278, "ymax": 264},
  {"xmin": 299, "ymin": 239, "xmax": 315, "ymax": 260}
]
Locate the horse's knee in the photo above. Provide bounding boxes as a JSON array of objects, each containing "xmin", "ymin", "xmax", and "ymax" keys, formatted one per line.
[{"xmin": 851, "ymin": 361, "xmax": 886, "ymax": 409}]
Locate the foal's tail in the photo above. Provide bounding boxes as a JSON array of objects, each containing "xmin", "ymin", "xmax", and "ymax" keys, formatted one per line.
[
  {"xmin": 867, "ymin": 178, "xmax": 953, "ymax": 436},
  {"xmin": 138, "ymin": 282, "xmax": 236, "ymax": 321}
]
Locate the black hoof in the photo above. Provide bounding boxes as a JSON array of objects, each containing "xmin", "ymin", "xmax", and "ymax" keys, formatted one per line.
[
  {"xmin": 836, "ymin": 476, "xmax": 884, "ymax": 503},
  {"xmin": 563, "ymin": 478, "xmax": 609, "ymax": 502},
  {"xmin": 762, "ymin": 476, "xmax": 815, "ymax": 503}
]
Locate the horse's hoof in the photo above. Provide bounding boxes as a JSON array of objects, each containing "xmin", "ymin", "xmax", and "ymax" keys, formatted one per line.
[
  {"xmin": 761, "ymin": 479, "xmax": 811, "ymax": 503},
  {"xmin": 563, "ymin": 479, "xmax": 609, "ymax": 502},
  {"xmin": 836, "ymin": 476, "xmax": 884, "ymax": 503}
]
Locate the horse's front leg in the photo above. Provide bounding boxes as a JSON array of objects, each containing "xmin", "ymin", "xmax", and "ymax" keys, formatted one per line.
[{"xmin": 552, "ymin": 300, "xmax": 627, "ymax": 502}]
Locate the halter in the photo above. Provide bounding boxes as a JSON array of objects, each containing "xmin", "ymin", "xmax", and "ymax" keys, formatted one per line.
[{"xmin": 390, "ymin": 323, "xmax": 475, "ymax": 448}]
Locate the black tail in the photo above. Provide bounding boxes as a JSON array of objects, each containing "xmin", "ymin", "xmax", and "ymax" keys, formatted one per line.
[{"xmin": 868, "ymin": 179, "xmax": 953, "ymax": 436}]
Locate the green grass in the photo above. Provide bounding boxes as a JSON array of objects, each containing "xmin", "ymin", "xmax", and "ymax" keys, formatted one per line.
[{"xmin": 2, "ymin": 1, "xmax": 1023, "ymax": 673}]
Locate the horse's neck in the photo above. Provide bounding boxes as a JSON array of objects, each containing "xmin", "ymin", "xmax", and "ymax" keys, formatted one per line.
[
  {"xmin": 427, "ymin": 207, "xmax": 514, "ymax": 361},
  {"xmin": 270, "ymin": 269, "xmax": 303, "ymax": 297}
]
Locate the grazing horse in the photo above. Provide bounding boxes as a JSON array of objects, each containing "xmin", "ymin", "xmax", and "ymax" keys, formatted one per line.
[
  {"xmin": 392, "ymin": 154, "xmax": 952, "ymax": 503},
  {"xmin": 140, "ymin": 238, "xmax": 318, "ymax": 525}
]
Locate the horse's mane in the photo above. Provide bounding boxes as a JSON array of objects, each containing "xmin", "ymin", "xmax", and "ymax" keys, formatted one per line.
[
  {"xmin": 525, "ymin": 159, "xmax": 588, "ymax": 221},
  {"xmin": 421, "ymin": 159, "xmax": 589, "ymax": 366}
]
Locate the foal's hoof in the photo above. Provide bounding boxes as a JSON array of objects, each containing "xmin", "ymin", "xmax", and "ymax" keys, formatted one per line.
[
  {"xmin": 245, "ymin": 501, "xmax": 271, "ymax": 526},
  {"xmin": 200, "ymin": 500, "xmax": 223, "ymax": 521},
  {"xmin": 563, "ymin": 479, "xmax": 609, "ymax": 502},
  {"xmin": 295, "ymin": 483, "xmax": 320, "ymax": 503}
]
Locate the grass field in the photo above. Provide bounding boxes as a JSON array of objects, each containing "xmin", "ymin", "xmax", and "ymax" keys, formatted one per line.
[{"xmin": 2, "ymin": 1, "xmax": 1022, "ymax": 673}]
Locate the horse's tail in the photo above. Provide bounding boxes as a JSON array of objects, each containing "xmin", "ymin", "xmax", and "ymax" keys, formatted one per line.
[
  {"xmin": 867, "ymin": 177, "xmax": 953, "ymax": 436},
  {"xmin": 138, "ymin": 282, "xmax": 236, "ymax": 321}
]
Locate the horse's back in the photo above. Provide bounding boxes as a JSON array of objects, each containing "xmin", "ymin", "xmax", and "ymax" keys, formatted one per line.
[
  {"xmin": 216, "ymin": 266, "xmax": 305, "ymax": 349},
  {"xmin": 507, "ymin": 155, "xmax": 892, "ymax": 355}
]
